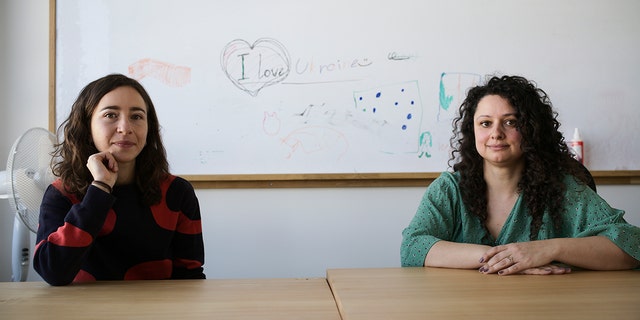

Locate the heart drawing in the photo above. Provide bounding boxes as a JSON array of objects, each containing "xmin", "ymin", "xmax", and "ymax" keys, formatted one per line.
[{"xmin": 221, "ymin": 38, "xmax": 291, "ymax": 97}]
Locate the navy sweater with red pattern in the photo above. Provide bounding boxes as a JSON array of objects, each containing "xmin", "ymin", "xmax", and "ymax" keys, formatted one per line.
[{"xmin": 34, "ymin": 175, "xmax": 205, "ymax": 286}]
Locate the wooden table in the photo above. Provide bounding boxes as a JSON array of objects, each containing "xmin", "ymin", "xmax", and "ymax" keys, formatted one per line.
[
  {"xmin": 0, "ymin": 278, "xmax": 341, "ymax": 319},
  {"xmin": 327, "ymin": 267, "xmax": 640, "ymax": 320}
]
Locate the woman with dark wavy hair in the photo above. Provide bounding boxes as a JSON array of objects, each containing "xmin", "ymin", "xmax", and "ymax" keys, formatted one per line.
[
  {"xmin": 401, "ymin": 75, "xmax": 639, "ymax": 275},
  {"xmin": 34, "ymin": 74, "xmax": 205, "ymax": 285}
]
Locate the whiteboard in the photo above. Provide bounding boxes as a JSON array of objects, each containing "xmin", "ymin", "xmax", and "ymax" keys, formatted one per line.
[{"xmin": 54, "ymin": 0, "xmax": 640, "ymax": 175}]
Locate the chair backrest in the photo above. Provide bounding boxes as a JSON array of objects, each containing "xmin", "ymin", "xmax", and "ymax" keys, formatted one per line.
[{"xmin": 578, "ymin": 160, "xmax": 597, "ymax": 192}]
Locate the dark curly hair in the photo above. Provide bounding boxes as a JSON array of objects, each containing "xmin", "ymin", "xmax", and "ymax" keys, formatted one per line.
[
  {"xmin": 449, "ymin": 75, "xmax": 590, "ymax": 241},
  {"xmin": 52, "ymin": 73, "xmax": 169, "ymax": 205}
]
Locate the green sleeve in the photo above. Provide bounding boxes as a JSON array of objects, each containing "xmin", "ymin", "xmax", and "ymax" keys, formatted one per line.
[
  {"xmin": 561, "ymin": 176, "xmax": 640, "ymax": 262},
  {"xmin": 401, "ymin": 172, "xmax": 460, "ymax": 267}
]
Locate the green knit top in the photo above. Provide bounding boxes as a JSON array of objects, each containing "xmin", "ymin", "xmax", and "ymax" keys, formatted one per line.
[{"xmin": 401, "ymin": 171, "xmax": 640, "ymax": 267}]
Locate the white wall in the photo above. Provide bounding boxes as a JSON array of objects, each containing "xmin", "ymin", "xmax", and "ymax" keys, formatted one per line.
[
  {"xmin": 1, "ymin": 0, "xmax": 638, "ymax": 282},
  {"xmin": 0, "ymin": 0, "xmax": 50, "ymax": 282}
]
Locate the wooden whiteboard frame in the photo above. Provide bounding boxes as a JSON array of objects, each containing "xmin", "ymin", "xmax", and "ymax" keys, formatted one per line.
[{"xmin": 48, "ymin": 0, "xmax": 639, "ymax": 188}]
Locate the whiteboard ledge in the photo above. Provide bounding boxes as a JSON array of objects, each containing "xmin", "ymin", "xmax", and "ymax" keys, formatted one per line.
[{"xmin": 182, "ymin": 171, "xmax": 640, "ymax": 189}]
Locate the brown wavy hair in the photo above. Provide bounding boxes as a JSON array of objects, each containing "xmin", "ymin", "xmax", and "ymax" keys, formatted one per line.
[
  {"xmin": 449, "ymin": 75, "xmax": 590, "ymax": 241},
  {"xmin": 52, "ymin": 74, "xmax": 169, "ymax": 205}
]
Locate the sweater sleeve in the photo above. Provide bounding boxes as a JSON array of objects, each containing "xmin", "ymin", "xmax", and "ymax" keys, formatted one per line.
[
  {"xmin": 401, "ymin": 172, "xmax": 461, "ymax": 267},
  {"xmin": 164, "ymin": 177, "xmax": 206, "ymax": 279},
  {"xmin": 560, "ymin": 176, "xmax": 640, "ymax": 262},
  {"xmin": 34, "ymin": 183, "xmax": 115, "ymax": 286}
]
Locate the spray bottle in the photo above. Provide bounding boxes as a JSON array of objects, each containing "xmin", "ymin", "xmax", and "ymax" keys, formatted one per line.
[{"xmin": 568, "ymin": 128, "xmax": 584, "ymax": 164}]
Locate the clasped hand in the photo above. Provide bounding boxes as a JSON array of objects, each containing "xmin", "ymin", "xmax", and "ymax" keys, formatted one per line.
[
  {"xmin": 86, "ymin": 151, "xmax": 118, "ymax": 187},
  {"xmin": 478, "ymin": 241, "xmax": 572, "ymax": 275}
]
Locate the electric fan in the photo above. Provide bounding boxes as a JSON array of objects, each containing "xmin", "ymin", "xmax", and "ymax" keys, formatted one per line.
[{"xmin": 0, "ymin": 127, "xmax": 57, "ymax": 282}]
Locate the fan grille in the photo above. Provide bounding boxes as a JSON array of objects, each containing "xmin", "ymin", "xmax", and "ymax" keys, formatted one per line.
[{"xmin": 7, "ymin": 128, "xmax": 57, "ymax": 233}]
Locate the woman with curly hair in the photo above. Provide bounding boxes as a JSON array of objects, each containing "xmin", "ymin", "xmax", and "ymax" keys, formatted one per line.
[
  {"xmin": 34, "ymin": 74, "xmax": 205, "ymax": 285},
  {"xmin": 401, "ymin": 75, "xmax": 639, "ymax": 275}
]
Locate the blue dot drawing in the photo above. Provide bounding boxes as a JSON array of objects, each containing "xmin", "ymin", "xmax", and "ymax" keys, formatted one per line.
[{"xmin": 352, "ymin": 80, "xmax": 423, "ymax": 154}]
